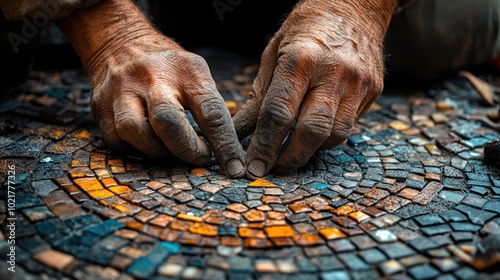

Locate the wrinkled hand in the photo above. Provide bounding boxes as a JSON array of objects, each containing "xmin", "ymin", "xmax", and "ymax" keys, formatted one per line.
[
  {"xmin": 234, "ymin": 0, "xmax": 396, "ymax": 178},
  {"xmin": 57, "ymin": 0, "xmax": 245, "ymax": 177}
]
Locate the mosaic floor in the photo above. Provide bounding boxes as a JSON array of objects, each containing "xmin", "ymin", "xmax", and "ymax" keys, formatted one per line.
[{"xmin": 1, "ymin": 56, "xmax": 500, "ymax": 280}]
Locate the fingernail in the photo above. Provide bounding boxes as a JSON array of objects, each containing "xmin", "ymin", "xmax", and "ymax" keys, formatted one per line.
[
  {"xmin": 247, "ymin": 159, "xmax": 266, "ymax": 178},
  {"xmin": 226, "ymin": 159, "xmax": 244, "ymax": 178},
  {"xmin": 192, "ymin": 155, "xmax": 208, "ymax": 166}
]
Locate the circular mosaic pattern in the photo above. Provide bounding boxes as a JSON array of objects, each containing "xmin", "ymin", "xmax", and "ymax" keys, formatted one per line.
[{"xmin": 1, "ymin": 68, "xmax": 500, "ymax": 279}]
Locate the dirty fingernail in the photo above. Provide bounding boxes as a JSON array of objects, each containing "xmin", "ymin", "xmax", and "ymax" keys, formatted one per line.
[
  {"xmin": 247, "ymin": 159, "xmax": 266, "ymax": 178},
  {"xmin": 226, "ymin": 158, "xmax": 244, "ymax": 178},
  {"xmin": 192, "ymin": 155, "xmax": 208, "ymax": 166}
]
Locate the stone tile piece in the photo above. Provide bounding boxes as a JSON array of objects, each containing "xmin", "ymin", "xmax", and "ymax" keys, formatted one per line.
[{"xmin": 33, "ymin": 249, "xmax": 75, "ymax": 270}]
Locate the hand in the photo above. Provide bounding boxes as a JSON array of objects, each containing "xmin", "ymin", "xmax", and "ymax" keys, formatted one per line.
[
  {"xmin": 233, "ymin": 0, "xmax": 396, "ymax": 178},
  {"xmin": 56, "ymin": 0, "xmax": 245, "ymax": 177}
]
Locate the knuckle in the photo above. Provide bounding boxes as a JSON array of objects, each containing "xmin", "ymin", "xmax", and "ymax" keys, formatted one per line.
[
  {"xmin": 261, "ymin": 98, "xmax": 295, "ymax": 128},
  {"xmin": 114, "ymin": 111, "xmax": 138, "ymax": 135},
  {"xmin": 150, "ymin": 103, "xmax": 180, "ymax": 130},
  {"xmin": 333, "ymin": 119, "xmax": 353, "ymax": 142},
  {"xmin": 300, "ymin": 116, "xmax": 333, "ymax": 143}
]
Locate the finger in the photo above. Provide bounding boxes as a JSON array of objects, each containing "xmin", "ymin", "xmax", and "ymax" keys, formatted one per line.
[
  {"xmin": 233, "ymin": 36, "xmax": 281, "ymax": 140},
  {"xmin": 180, "ymin": 54, "xmax": 246, "ymax": 178},
  {"xmin": 113, "ymin": 91, "xmax": 171, "ymax": 158},
  {"xmin": 91, "ymin": 88, "xmax": 131, "ymax": 152},
  {"xmin": 274, "ymin": 84, "xmax": 338, "ymax": 174},
  {"xmin": 146, "ymin": 86, "xmax": 211, "ymax": 166},
  {"xmin": 245, "ymin": 48, "xmax": 314, "ymax": 179},
  {"xmin": 320, "ymin": 80, "xmax": 366, "ymax": 150}
]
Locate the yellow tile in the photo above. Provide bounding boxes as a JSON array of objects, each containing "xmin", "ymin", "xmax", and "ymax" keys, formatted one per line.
[
  {"xmin": 389, "ymin": 120, "xmax": 410, "ymax": 131},
  {"xmin": 177, "ymin": 213, "xmax": 203, "ymax": 222},
  {"xmin": 94, "ymin": 168, "xmax": 111, "ymax": 179},
  {"xmin": 111, "ymin": 166, "xmax": 126, "ymax": 174},
  {"xmin": 348, "ymin": 211, "xmax": 371, "ymax": 223},
  {"xmin": 90, "ymin": 160, "xmax": 106, "ymax": 170},
  {"xmin": 248, "ymin": 178, "xmax": 277, "ymax": 187}
]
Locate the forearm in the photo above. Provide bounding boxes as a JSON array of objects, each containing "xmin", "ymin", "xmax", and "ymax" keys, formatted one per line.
[
  {"xmin": 54, "ymin": 0, "xmax": 176, "ymax": 72},
  {"xmin": 291, "ymin": 0, "xmax": 397, "ymax": 41}
]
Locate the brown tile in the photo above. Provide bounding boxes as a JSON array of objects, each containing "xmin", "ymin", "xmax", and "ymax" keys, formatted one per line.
[
  {"xmin": 222, "ymin": 211, "xmax": 241, "ymax": 220},
  {"xmin": 362, "ymin": 207, "xmax": 387, "ymax": 217},
  {"xmin": 289, "ymin": 203, "xmax": 313, "ymax": 214},
  {"xmin": 158, "ymin": 229, "xmax": 181, "ymax": 242},
  {"xmin": 119, "ymin": 246, "xmax": 147, "ymax": 259},
  {"xmin": 170, "ymin": 220, "xmax": 193, "ymax": 231},
  {"xmin": 244, "ymin": 238, "xmax": 273, "ymax": 249},
  {"xmin": 49, "ymin": 202, "xmax": 86, "ymax": 219},
  {"xmin": 364, "ymin": 188, "xmax": 390, "ymax": 200},
  {"xmin": 115, "ymin": 229, "xmax": 139, "ymax": 239},
  {"xmin": 255, "ymin": 260, "xmax": 279, "ymax": 273},
  {"xmin": 425, "ymin": 173, "xmax": 441, "ymax": 181},
  {"xmin": 149, "ymin": 214, "xmax": 174, "ymax": 227},
  {"xmin": 293, "ymin": 234, "xmax": 325, "ymax": 246},
  {"xmin": 205, "ymin": 215, "xmax": 225, "ymax": 225},
  {"xmin": 145, "ymin": 181, "xmax": 166, "ymax": 190},
  {"xmin": 110, "ymin": 166, "xmax": 126, "ymax": 174},
  {"xmin": 262, "ymin": 196, "xmax": 282, "ymax": 204},
  {"xmin": 413, "ymin": 181, "xmax": 443, "ymax": 205},
  {"xmin": 110, "ymin": 255, "xmax": 133, "ymax": 270},
  {"xmin": 135, "ymin": 210, "xmax": 157, "ymax": 223},
  {"xmin": 243, "ymin": 209, "xmax": 265, "ymax": 222},
  {"xmin": 33, "ymin": 249, "xmax": 75, "ymax": 270},
  {"xmin": 226, "ymin": 203, "xmax": 249, "ymax": 213},
  {"xmin": 271, "ymin": 238, "xmax": 295, "ymax": 247},
  {"xmin": 238, "ymin": 227, "xmax": 266, "ymax": 239},
  {"xmin": 63, "ymin": 185, "xmax": 80, "ymax": 195},
  {"xmin": 68, "ymin": 167, "xmax": 94, "ymax": 179},
  {"xmin": 398, "ymin": 188, "xmax": 420, "ymax": 199},
  {"xmin": 220, "ymin": 236, "xmax": 242, "ymax": 247}
]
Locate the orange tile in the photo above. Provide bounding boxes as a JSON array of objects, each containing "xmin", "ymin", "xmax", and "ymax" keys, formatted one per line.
[
  {"xmin": 108, "ymin": 185, "xmax": 132, "ymax": 195},
  {"xmin": 101, "ymin": 177, "xmax": 118, "ymax": 187},
  {"xmin": 238, "ymin": 227, "xmax": 266, "ymax": 239},
  {"xmin": 90, "ymin": 160, "xmax": 106, "ymax": 170},
  {"xmin": 348, "ymin": 211, "xmax": 371, "ymax": 223},
  {"xmin": 244, "ymin": 238, "xmax": 273, "ymax": 249},
  {"xmin": 190, "ymin": 168, "xmax": 211, "ymax": 177},
  {"xmin": 335, "ymin": 205, "xmax": 354, "ymax": 216},
  {"xmin": 74, "ymin": 177, "xmax": 104, "ymax": 192},
  {"xmin": 149, "ymin": 214, "xmax": 174, "ymax": 227},
  {"xmin": 289, "ymin": 203, "xmax": 313, "ymax": 214},
  {"xmin": 188, "ymin": 222, "xmax": 218, "ymax": 237},
  {"xmin": 319, "ymin": 228, "xmax": 347, "ymax": 240},
  {"xmin": 88, "ymin": 189, "xmax": 115, "ymax": 200},
  {"xmin": 264, "ymin": 225, "xmax": 295, "ymax": 238}
]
